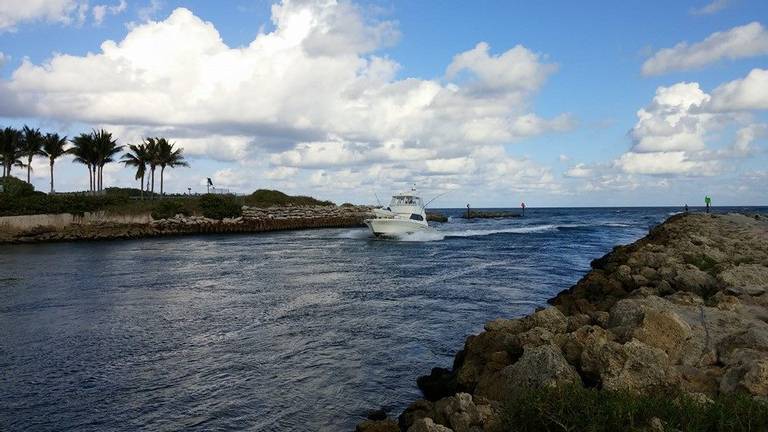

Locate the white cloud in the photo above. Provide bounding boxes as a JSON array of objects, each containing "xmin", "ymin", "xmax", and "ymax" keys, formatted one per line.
[
  {"xmin": 615, "ymin": 152, "xmax": 718, "ymax": 176},
  {"xmin": 609, "ymin": 72, "xmax": 765, "ymax": 177},
  {"xmin": 93, "ymin": 0, "xmax": 127, "ymax": 25},
  {"xmin": 1, "ymin": 1, "xmax": 572, "ymax": 198},
  {"xmin": 630, "ymin": 82, "xmax": 712, "ymax": 153},
  {"xmin": 0, "ymin": 52, "xmax": 7, "ymax": 68},
  {"xmin": 0, "ymin": 0, "xmax": 88, "ymax": 31},
  {"xmin": 690, "ymin": 0, "xmax": 731, "ymax": 15},
  {"xmin": 708, "ymin": 68, "xmax": 768, "ymax": 111},
  {"xmin": 564, "ymin": 163, "xmax": 593, "ymax": 178},
  {"xmin": 641, "ymin": 22, "xmax": 768, "ymax": 76}
]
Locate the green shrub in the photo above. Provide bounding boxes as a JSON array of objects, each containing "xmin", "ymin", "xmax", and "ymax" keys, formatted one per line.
[
  {"xmin": 502, "ymin": 385, "xmax": 768, "ymax": 432},
  {"xmin": 199, "ymin": 194, "xmax": 242, "ymax": 220},
  {"xmin": 0, "ymin": 193, "xmax": 130, "ymax": 216},
  {"xmin": 0, "ymin": 176, "xmax": 35, "ymax": 197},
  {"xmin": 151, "ymin": 200, "xmax": 190, "ymax": 220},
  {"xmin": 244, "ymin": 189, "xmax": 334, "ymax": 207}
]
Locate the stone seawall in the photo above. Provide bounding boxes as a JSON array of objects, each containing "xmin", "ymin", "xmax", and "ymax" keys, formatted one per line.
[
  {"xmin": 358, "ymin": 213, "xmax": 768, "ymax": 432},
  {"xmin": 0, "ymin": 211, "xmax": 152, "ymax": 230},
  {"xmin": 0, "ymin": 205, "xmax": 373, "ymax": 244}
]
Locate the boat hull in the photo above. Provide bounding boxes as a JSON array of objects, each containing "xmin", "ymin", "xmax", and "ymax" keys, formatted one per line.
[{"xmin": 365, "ymin": 218, "xmax": 430, "ymax": 237}]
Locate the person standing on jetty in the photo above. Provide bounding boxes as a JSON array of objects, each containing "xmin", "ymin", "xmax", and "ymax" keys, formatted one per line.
[
  {"xmin": 705, "ymin": 195, "xmax": 712, "ymax": 213},
  {"xmin": 685, "ymin": 204, "xmax": 689, "ymax": 213}
]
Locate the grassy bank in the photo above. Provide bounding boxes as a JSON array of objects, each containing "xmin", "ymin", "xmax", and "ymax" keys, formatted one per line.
[
  {"xmin": 0, "ymin": 177, "xmax": 336, "ymax": 219},
  {"xmin": 502, "ymin": 385, "xmax": 768, "ymax": 432}
]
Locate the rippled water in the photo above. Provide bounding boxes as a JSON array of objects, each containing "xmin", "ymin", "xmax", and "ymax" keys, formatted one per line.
[{"xmin": 1, "ymin": 207, "xmax": 764, "ymax": 431}]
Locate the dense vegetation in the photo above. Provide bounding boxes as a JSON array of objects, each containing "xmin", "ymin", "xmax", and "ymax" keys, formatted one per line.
[
  {"xmin": 0, "ymin": 182, "xmax": 338, "ymax": 218},
  {"xmin": 502, "ymin": 385, "xmax": 768, "ymax": 432},
  {"xmin": 244, "ymin": 189, "xmax": 334, "ymax": 207}
]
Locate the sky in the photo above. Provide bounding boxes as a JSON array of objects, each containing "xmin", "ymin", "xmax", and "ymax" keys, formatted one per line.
[{"xmin": 0, "ymin": 0, "xmax": 767, "ymax": 207}]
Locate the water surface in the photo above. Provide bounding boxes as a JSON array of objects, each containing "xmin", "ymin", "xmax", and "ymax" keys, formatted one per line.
[{"xmin": 2, "ymin": 207, "xmax": 764, "ymax": 431}]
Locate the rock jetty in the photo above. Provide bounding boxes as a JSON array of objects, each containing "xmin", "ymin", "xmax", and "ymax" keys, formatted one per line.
[
  {"xmin": 358, "ymin": 213, "xmax": 768, "ymax": 432},
  {"xmin": 0, "ymin": 205, "xmax": 373, "ymax": 244}
]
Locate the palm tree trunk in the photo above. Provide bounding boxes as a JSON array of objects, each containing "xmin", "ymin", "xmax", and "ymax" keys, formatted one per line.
[
  {"xmin": 140, "ymin": 173, "xmax": 145, "ymax": 200},
  {"xmin": 98, "ymin": 165, "xmax": 102, "ymax": 191},
  {"xmin": 26, "ymin": 156, "xmax": 32, "ymax": 183},
  {"xmin": 160, "ymin": 166, "xmax": 165, "ymax": 196},
  {"xmin": 50, "ymin": 160, "xmax": 54, "ymax": 193},
  {"xmin": 150, "ymin": 167, "xmax": 155, "ymax": 199}
]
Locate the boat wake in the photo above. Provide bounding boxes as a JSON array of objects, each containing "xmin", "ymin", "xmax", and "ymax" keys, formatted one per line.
[{"xmin": 394, "ymin": 224, "xmax": 559, "ymax": 242}]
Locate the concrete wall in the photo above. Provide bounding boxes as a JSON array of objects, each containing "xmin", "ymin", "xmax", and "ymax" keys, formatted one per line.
[{"xmin": 0, "ymin": 212, "xmax": 152, "ymax": 231}]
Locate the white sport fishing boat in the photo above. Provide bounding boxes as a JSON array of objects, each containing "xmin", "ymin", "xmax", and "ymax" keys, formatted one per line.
[{"xmin": 365, "ymin": 188, "xmax": 432, "ymax": 237}]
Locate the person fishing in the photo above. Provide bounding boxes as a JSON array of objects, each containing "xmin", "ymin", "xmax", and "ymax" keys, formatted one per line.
[
  {"xmin": 705, "ymin": 196, "xmax": 712, "ymax": 213},
  {"xmin": 685, "ymin": 204, "xmax": 689, "ymax": 213}
]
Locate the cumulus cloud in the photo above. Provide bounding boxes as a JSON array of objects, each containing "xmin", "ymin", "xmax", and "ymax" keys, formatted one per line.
[
  {"xmin": 609, "ymin": 71, "xmax": 766, "ymax": 177},
  {"xmin": 1, "ymin": 1, "xmax": 571, "ymax": 197},
  {"xmin": 630, "ymin": 82, "xmax": 712, "ymax": 154},
  {"xmin": 708, "ymin": 68, "xmax": 768, "ymax": 111},
  {"xmin": 641, "ymin": 22, "xmax": 768, "ymax": 76},
  {"xmin": 0, "ymin": 0, "xmax": 88, "ymax": 30}
]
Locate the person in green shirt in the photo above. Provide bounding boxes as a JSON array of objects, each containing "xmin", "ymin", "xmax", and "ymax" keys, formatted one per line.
[{"xmin": 705, "ymin": 195, "xmax": 711, "ymax": 213}]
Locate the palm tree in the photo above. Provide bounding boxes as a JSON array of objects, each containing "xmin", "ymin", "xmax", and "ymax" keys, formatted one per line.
[
  {"xmin": 92, "ymin": 129, "xmax": 122, "ymax": 192},
  {"xmin": 70, "ymin": 133, "xmax": 97, "ymax": 193},
  {"xmin": 144, "ymin": 137, "xmax": 159, "ymax": 199},
  {"xmin": 121, "ymin": 143, "xmax": 149, "ymax": 199},
  {"xmin": 155, "ymin": 138, "xmax": 188, "ymax": 196},
  {"xmin": 21, "ymin": 125, "xmax": 44, "ymax": 184},
  {"xmin": 0, "ymin": 127, "xmax": 25, "ymax": 178},
  {"xmin": 41, "ymin": 133, "xmax": 68, "ymax": 193}
]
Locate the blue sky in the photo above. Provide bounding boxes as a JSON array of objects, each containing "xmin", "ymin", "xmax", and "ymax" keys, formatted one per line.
[{"xmin": 0, "ymin": 0, "xmax": 767, "ymax": 206}]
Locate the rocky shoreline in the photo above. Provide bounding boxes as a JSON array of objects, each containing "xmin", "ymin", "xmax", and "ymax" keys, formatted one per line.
[
  {"xmin": 0, "ymin": 205, "xmax": 373, "ymax": 244},
  {"xmin": 358, "ymin": 213, "xmax": 768, "ymax": 432}
]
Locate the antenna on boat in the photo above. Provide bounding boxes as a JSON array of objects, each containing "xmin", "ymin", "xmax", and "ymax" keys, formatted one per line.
[
  {"xmin": 424, "ymin": 191, "xmax": 450, "ymax": 209},
  {"xmin": 374, "ymin": 192, "xmax": 383, "ymax": 207}
]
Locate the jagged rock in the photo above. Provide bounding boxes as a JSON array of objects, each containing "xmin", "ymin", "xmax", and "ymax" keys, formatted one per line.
[
  {"xmin": 407, "ymin": 418, "xmax": 454, "ymax": 432},
  {"xmin": 582, "ymin": 338, "xmax": 679, "ymax": 393},
  {"xmin": 399, "ymin": 400, "xmax": 435, "ymax": 431},
  {"xmin": 566, "ymin": 314, "xmax": 592, "ymax": 331},
  {"xmin": 433, "ymin": 393, "xmax": 483, "ymax": 432},
  {"xmin": 719, "ymin": 264, "xmax": 768, "ymax": 296},
  {"xmin": 501, "ymin": 345, "xmax": 580, "ymax": 390},
  {"xmin": 483, "ymin": 318, "xmax": 525, "ymax": 334},
  {"xmin": 522, "ymin": 307, "xmax": 568, "ymax": 334},
  {"xmin": 673, "ymin": 264, "xmax": 717, "ymax": 296}
]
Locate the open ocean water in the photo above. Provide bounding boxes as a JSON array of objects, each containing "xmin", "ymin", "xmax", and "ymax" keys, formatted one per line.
[{"xmin": 1, "ymin": 207, "xmax": 766, "ymax": 431}]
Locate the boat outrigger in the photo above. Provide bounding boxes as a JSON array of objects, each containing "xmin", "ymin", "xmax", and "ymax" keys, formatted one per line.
[{"xmin": 365, "ymin": 188, "xmax": 432, "ymax": 237}]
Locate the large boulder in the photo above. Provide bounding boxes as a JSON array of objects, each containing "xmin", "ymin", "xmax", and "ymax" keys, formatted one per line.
[
  {"xmin": 433, "ymin": 393, "xmax": 484, "ymax": 432},
  {"xmin": 673, "ymin": 264, "xmax": 717, "ymax": 296},
  {"xmin": 581, "ymin": 338, "xmax": 680, "ymax": 393},
  {"xmin": 719, "ymin": 264, "xmax": 768, "ymax": 296},
  {"xmin": 501, "ymin": 345, "xmax": 580, "ymax": 390}
]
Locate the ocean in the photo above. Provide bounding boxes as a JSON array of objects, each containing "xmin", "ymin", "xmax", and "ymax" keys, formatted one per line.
[{"xmin": 1, "ymin": 207, "xmax": 765, "ymax": 431}]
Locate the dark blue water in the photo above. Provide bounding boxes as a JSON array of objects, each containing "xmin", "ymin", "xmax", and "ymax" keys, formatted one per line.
[{"xmin": 1, "ymin": 207, "xmax": 765, "ymax": 431}]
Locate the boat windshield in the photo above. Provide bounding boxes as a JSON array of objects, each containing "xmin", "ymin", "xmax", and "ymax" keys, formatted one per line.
[{"xmin": 390, "ymin": 195, "xmax": 422, "ymax": 207}]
